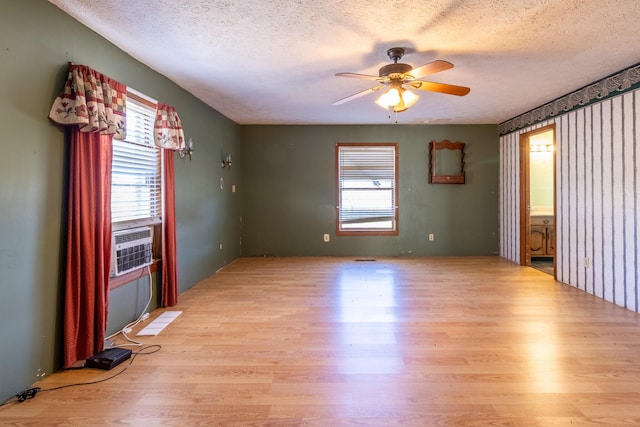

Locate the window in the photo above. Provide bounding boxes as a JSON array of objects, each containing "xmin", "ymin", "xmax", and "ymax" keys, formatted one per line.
[
  {"xmin": 336, "ymin": 143, "xmax": 398, "ymax": 235},
  {"xmin": 111, "ymin": 92, "xmax": 161, "ymax": 226}
]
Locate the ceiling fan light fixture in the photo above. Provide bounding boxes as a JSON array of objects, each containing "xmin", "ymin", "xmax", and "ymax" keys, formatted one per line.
[
  {"xmin": 375, "ymin": 92, "xmax": 389, "ymax": 109},
  {"xmin": 375, "ymin": 87, "xmax": 401, "ymax": 109},
  {"xmin": 375, "ymin": 86, "xmax": 419, "ymax": 112},
  {"xmin": 393, "ymin": 96, "xmax": 407, "ymax": 113},
  {"xmin": 387, "ymin": 88, "xmax": 401, "ymax": 106},
  {"xmin": 400, "ymin": 88, "xmax": 419, "ymax": 108}
]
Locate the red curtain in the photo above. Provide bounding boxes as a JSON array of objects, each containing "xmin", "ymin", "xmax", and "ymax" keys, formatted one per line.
[
  {"xmin": 162, "ymin": 150, "xmax": 178, "ymax": 306},
  {"xmin": 64, "ymin": 131, "xmax": 113, "ymax": 368},
  {"xmin": 50, "ymin": 63, "xmax": 126, "ymax": 368},
  {"xmin": 155, "ymin": 101, "xmax": 182, "ymax": 306},
  {"xmin": 51, "ymin": 63, "xmax": 180, "ymax": 365}
]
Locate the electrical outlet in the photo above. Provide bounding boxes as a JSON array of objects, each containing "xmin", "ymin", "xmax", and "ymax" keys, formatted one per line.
[
  {"xmin": 428, "ymin": 233, "xmax": 434, "ymax": 241},
  {"xmin": 219, "ymin": 243, "xmax": 223, "ymax": 250},
  {"xmin": 584, "ymin": 257, "xmax": 590, "ymax": 268},
  {"xmin": 323, "ymin": 234, "xmax": 330, "ymax": 242}
]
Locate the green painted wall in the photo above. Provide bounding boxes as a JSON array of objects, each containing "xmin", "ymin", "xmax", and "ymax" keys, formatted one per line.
[
  {"xmin": 240, "ymin": 125, "xmax": 499, "ymax": 256},
  {"xmin": 0, "ymin": 0, "xmax": 241, "ymax": 402}
]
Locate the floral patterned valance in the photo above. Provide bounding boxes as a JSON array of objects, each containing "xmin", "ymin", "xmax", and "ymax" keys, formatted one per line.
[
  {"xmin": 154, "ymin": 102, "xmax": 185, "ymax": 150},
  {"xmin": 49, "ymin": 63, "xmax": 126, "ymax": 139}
]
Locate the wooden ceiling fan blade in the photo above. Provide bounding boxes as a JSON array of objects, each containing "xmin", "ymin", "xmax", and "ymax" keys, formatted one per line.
[
  {"xmin": 335, "ymin": 72, "xmax": 385, "ymax": 81},
  {"xmin": 332, "ymin": 86, "xmax": 384, "ymax": 105},
  {"xmin": 409, "ymin": 80, "xmax": 470, "ymax": 96},
  {"xmin": 409, "ymin": 60, "xmax": 454, "ymax": 79}
]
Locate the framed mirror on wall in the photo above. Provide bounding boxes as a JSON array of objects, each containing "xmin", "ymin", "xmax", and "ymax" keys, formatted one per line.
[{"xmin": 428, "ymin": 139, "xmax": 465, "ymax": 184}]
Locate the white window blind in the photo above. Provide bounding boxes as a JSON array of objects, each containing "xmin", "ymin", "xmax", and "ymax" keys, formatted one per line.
[
  {"xmin": 337, "ymin": 144, "xmax": 398, "ymax": 233},
  {"xmin": 111, "ymin": 95, "xmax": 161, "ymax": 224}
]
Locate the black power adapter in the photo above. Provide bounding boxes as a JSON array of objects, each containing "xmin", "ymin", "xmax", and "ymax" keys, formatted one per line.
[{"xmin": 85, "ymin": 347, "xmax": 132, "ymax": 370}]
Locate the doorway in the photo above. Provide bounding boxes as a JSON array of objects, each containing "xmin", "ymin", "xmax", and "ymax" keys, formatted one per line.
[{"xmin": 519, "ymin": 125, "xmax": 556, "ymax": 276}]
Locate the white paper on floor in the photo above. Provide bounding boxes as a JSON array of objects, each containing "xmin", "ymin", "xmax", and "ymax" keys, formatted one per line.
[{"xmin": 137, "ymin": 310, "xmax": 182, "ymax": 336}]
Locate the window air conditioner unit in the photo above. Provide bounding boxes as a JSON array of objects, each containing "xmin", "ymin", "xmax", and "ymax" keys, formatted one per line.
[{"xmin": 110, "ymin": 226, "xmax": 153, "ymax": 277}]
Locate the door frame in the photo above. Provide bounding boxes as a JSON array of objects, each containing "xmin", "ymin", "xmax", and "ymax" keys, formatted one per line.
[{"xmin": 519, "ymin": 124, "xmax": 556, "ymax": 275}]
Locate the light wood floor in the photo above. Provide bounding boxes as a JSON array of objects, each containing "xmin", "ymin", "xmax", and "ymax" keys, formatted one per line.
[{"xmin": 3, "ymin": 257, "xmax": 640, "ymax": 426}]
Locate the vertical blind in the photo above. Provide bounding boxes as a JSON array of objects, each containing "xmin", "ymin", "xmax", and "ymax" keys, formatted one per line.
[
  {"xmin": 337, "ymin": 144, "xmax": 397, "ymax": 230},
  {"xmin": 111, "ymin": 95, "xmax": 161, "ymax": 223}
]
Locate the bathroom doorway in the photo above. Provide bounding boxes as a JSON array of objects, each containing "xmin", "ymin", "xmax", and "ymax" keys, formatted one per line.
[{"xmin": 519, "ymin": 125, "xmax": 556, "ymax": 276}]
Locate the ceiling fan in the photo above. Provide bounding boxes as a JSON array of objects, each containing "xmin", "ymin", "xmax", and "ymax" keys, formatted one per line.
[{"xmin": 332, "ymin": 47, "xmax": 470, "ymax": 113}]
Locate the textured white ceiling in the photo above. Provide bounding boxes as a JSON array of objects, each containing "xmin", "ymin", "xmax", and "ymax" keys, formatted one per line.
[{"xmin": 49, "ymin": 0, "xmax": 640, "ymax": 125}]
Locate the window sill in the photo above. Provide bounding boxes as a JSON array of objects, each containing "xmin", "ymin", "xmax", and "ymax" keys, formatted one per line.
[
  {"xmin": 336, "ymin": 230, "xmax": 399, "ymax": 236},
  {"xmin": 109, "ymin": 260, "xmax": 160, "ymax": 290}
]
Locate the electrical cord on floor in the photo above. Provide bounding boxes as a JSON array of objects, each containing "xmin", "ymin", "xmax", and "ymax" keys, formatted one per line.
[
  {"xmin": 0, "ymin": 345, "xmax": 161, "ymax": 408},
  {"xmin": 3, "ymin": 267, "xmax": 156, "ymax": 408},
  {"xmin": 106, "ymin": 266, "xmax": 154, "ymax": 347},
  {"xmin": 0, "ymin": 387, "xmax": 42, "ymax": 406}
]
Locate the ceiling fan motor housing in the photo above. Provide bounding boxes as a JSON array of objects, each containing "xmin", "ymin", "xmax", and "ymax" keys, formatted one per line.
[{"xmin": 379, "ymin": 62, "xmax": 412, "ymax": 78}]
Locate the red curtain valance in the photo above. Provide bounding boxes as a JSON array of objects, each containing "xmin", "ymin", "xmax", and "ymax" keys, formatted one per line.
[{"xmin": 49, "ymin": 63, "xmax": 127, "ymax": 139}]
